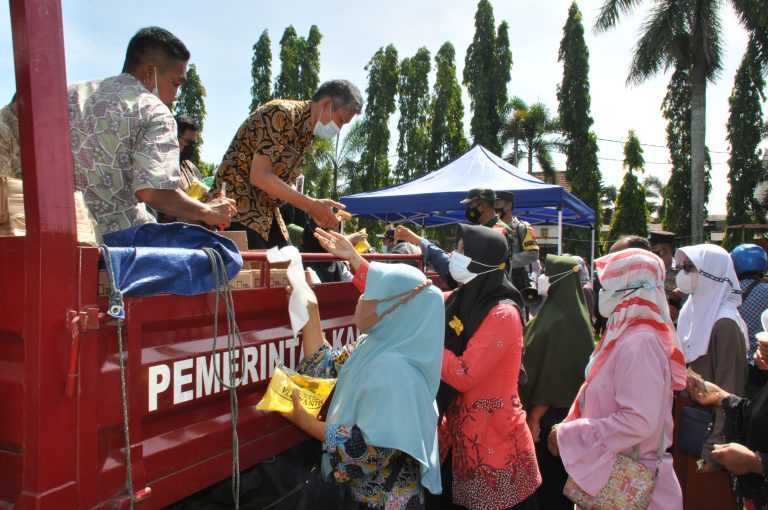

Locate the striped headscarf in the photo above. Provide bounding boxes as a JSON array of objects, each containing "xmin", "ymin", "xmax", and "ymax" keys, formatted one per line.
[{"xmin": 568, "ymin": 248, "xmax": 687, "ymax": 420}]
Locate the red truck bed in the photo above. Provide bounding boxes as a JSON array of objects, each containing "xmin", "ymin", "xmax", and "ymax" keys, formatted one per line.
[{"xmin": 0, "ymin": 240, "xmax": 365, "ymax": 509}]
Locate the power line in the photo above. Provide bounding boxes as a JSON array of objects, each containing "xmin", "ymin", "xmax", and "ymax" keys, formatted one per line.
[
  {"xmin": 596, "ymin": 136, "xmax": 729, "ymax": 155},
  {"xmin": 597, "ymin": 156, "xmax": 728, "ymax": 166}
]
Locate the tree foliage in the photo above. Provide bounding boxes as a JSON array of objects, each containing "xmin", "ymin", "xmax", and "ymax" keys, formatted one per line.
[
  {"xmin": 429, "ymin": 42, "xmax": 468, "ymax": 170},
  {"xmin": 396, "ymin": 47, "xmax": 432, "ymax": 182},
  {"xmin": 661, "ymin": 66, "xmax": 711, "ymax": 241},
  {"xmin": 274, "ymin": 26, "xmax": 301, "ymax": 99},
  {"xmin": 175, "ymin": 63, "xmax": 207, "ymax": 165},
  {"xmin": 249, "ymin": 30, "xmax": 272, "ymax": 111},
  {"xmin": 500, "ymin": 98, "xmax": 560, "ymax": 182},
  {"xmin": 463, "ymin": 0, "xmax": 511, "ymax": 155},
  {"xmin": 725, "ymin": 38, "xmax": 766, "ymax": 248},
  {"xmin": 299, "ymin": 25, "xmax": 322, "ymax": 98},
  {"xmin": 609, "ymin": 130, "xmax": 649, "ymax": 240},
  {"xmin": 558, "ymin": 2, "xmax": 602, "ymax": 255},
  {"xmin": 357, "ymin": 45, "xmax": 400, "ymax": 193},
  {"xmin": 594, "ymin": 0, "xmax": 768, "ymax": 243}
]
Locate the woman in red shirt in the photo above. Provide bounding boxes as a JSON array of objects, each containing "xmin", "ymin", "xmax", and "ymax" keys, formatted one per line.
[{"xmin": 434, "ymin": 224, "xmax": 541, "ymax": 510}]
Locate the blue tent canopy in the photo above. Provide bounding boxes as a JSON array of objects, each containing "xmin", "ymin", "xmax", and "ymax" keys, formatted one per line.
[{"xmin": 341, "ymin": 146, "xmax": 596, "ymax": 227}]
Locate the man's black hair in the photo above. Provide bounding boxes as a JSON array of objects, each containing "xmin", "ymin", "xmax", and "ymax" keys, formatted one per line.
[
  {"xmin": 312, "ymin": 80, "xmax": 363, "ymax": 114},
  {"xmin": 175, "ymin": 115, "xmax": 198, "ymax": 137},
  {"xmin": 613, "ymin": 235, "xmax": 652, "ymax": 252},
  {"xmin": 10, "ymin": 92, "xmax": 16, "ymax": 104},
  {"xmin": 122, "ymin": 27, "xmax": 190, "ymax": 73}
]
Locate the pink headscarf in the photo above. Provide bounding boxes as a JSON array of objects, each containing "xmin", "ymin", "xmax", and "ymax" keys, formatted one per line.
[{"xmin": 568, "ymin": 248, "xmax": 687, "ymax": 420}]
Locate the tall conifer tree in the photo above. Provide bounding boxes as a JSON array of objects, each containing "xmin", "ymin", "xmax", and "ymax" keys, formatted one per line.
[
  {"xmin": 609, "ymin": 131, "xmax": 649, "ymax": 240},
  {"xmin": 464, "ymin": 0, "xmax": 511, "ymax": 154},
  {"xmin": 725, "ymin": 39, "xmax": 766, "ymax": 247},
  {"xmin": 429, "ymin": 42, "xmax": 468, "ymax": 170},
  {"xmin": 358, "ymin": 45, "xmax": 399, "ymax": 192},
  {"xmin": 249, "ymin": 30, "xmax": 272, "ymax": 111},
  {"xmin": 175, "ymin": 63, "xmax": 207, "ymax": 165},
  {"xmin": 396, "ymin": 48, "xmax": 432, "ymax": 182},
  {"xmin": 558, "ymin": 2, "xmax": 601, "ymax": 255}
]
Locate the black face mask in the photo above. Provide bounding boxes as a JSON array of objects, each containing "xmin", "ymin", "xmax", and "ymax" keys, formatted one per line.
[
  {"xmin": 465, "ymin": 206, "xmax": 482, "ymax": 224},
  {"xmin": 180, "ymin": 142, "xmax": 196, "ymax": 161}
]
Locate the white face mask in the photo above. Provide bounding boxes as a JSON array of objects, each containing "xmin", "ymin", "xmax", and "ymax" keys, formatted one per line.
[
  {"xmin": 676, "ymin": 270, "xmax": 699, "ymax": 294},
  {"xmin": 448, "ymin": 251, "xmax": 499, "ymax": 285},
  {"xmin": 598, "ymin": 288, "xmax": 623, "ymax": 318},
  {"xmin": 313, "ymin": 103, "xmax": 340, "ymax": 139}
]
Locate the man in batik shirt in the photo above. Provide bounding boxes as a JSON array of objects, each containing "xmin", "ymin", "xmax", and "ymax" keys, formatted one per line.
[
  {"xmin": 214, "ymin": 80, "xmax": 362, "ymax": 249},
  {"xmin": 0, "ymin": 93, "xmax": 21, "ymax": 179},
  {"xmin": 68, "ymin": 26, "xmax": 235, "ymax": 237}
]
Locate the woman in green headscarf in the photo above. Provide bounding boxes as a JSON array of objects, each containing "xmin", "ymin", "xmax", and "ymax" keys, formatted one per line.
[{"xmin": 521, "ymin": 254, "xmax": 595, "ymax": 510}]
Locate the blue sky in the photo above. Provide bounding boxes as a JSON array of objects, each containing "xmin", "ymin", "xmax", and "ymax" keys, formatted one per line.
[{"xmin": 1, "ymin": 1, "xmax": 763, "ymax": 215}]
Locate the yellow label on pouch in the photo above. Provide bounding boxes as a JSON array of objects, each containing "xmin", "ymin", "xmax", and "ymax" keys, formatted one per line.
[{"xmin": 256, "ymin": 365, "xmax": 336, "ymax": 417}]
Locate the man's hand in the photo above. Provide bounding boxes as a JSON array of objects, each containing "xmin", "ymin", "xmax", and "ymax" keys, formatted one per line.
[
  {"xmin": 711, "ymin": 443, "xmax": 763, "ymax": 476},
  {"xmin": 200, "ymin": 196, "xmax": 237, "ymax": 228},
  {"xmin": 309, "ymin": 198, "xmax": 345, "ymax": 230},
  {"xmin": 395, "ymin": 225, "xmax": 422, "ymax": 245}
]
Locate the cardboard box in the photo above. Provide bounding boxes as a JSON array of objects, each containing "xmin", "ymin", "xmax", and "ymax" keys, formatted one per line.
[
  {"xmin": 220, "ymin": 231, "xmax": 248, "ymax": 252},
  {"xmin": 252, "ymin": 268, "xmax": 289, "ymax": 287},
  {"xmin": 230, "ymin": 270, "xmax": 255, "ymax": 290},
  {"xmin": 98, "ymin": 270, "xmax": 109, "ymax": 297},
  {"xmin": 0, "ymin": 177, "xmax": 97, "ymax": 244}
]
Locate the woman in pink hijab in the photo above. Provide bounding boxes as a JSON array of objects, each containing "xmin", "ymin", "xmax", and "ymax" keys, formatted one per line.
[{"xmin": 547, "ymin": 248, "xmax": 687, "ymax": 509}]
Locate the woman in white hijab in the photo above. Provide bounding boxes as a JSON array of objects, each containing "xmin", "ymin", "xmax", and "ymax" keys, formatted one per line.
[
  {"xmin": 674, "ymin": 244, "xmax": 749, "ymax": 509},
  {"xmin": 676, "ymin": 244, "xmax": 748, "ymax": 396}
]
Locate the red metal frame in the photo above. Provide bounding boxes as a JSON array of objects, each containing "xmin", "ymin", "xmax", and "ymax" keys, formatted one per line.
[
  {"xmin": 1, "ymin": 4, "xmax": 427, "ymax": 508},
  {"xmin": 9, "ymin": 0, "xmax": 79, "ymax": 508}
]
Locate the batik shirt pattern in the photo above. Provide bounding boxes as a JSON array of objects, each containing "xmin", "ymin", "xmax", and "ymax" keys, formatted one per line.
[
  {"xmin": 213, "ymin": 100, "xmax": 313, "ymax": 243},
  {"xmin": 68, "ymin": 73, "xmax": 181, "ymax": 236},
  {"xmin": 298, "ymin": 342, "xmax": 425, "ymax": 510}
]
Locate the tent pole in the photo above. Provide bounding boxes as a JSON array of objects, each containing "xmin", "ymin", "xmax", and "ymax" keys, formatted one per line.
[
  {"xmin": 557, "ymin": 209, "xmax": 563, "ymax": 255},
  {"xmin": 590, "ymin": 227, "xmax": 595, "ymax": 278}
]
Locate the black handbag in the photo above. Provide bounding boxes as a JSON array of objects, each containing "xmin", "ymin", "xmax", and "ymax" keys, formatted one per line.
[{"xmin": 678, "ymin": 405, "xmax": 714, "ymax": 457}]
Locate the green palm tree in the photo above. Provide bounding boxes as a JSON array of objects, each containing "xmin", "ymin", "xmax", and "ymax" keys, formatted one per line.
[
  {"xmin": 317, "ymin": 120, "xmax": 366, "ymax": 198},
  {"xmin": 643, "ymin": 175, "xmax": 665, "ymax": 220},
  {"xmin": 595, "ymin": 0, "xmax": 768, "ymax": 243},
  {"xmin": 500, "ymin": 98, "xmax": 561, "ymax": 183}
]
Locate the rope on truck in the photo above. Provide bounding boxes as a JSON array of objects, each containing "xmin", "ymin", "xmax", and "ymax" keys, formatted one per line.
[
  {"xmin": 101, "ymin": 246, "xmax": 246, "ymax": 510},
  {"xmin": 101, "ymin": 246, "xmax": 135, "ymax": 510},
  {"xmin": 203, "ymin": 247, "xmax": 247, "ymax": 510}
]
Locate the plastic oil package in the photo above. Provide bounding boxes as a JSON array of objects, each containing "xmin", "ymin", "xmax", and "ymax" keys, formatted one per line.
[
  {"xmin": 186, "ymin": 179, "xmax": 210, "ymax": 201},
  {"xmin": 256, "ymin": 364, "xmax": 336, "ymax": 418}
]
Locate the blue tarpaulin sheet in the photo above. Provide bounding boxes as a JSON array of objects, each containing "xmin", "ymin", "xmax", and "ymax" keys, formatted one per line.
[
  {"xmin": 101, "ymin": 223, "xmax": 243, "ymax": 297},
  {"xmin": 341, "ymin": 145, "xmax": 595, "ymax": 227}
]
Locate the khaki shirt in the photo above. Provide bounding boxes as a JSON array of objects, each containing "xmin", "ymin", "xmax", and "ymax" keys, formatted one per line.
[{"xmin": 214, "ymin": 100, "xmax": 313, "ymax": 242}]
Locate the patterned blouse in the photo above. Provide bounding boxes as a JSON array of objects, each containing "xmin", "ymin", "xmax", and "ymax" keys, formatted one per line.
[
  {"xmin": 298, "ymin": 342, "xmax": 425, "ymax": 510},
  {"xmin": 213, "ymin": 100, "xmax": 313, "ymax": 243}
]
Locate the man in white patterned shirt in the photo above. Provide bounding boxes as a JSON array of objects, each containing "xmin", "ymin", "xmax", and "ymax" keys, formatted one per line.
[{"xmin": 68, "ymin": 26, "xmax": 235, "ymax": 237}]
